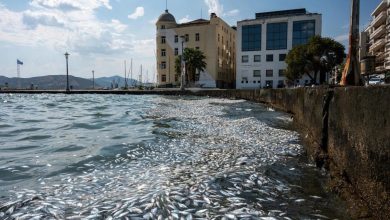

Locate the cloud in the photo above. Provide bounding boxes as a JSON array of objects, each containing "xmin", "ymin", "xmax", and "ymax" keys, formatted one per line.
[
  {"xmin": 0, "ymin": 1, "xmax": 134, "ymax": 56},
  {"xmin": 335, "ymin": 34, "xmax": 349, "ymax": 42},
  {"xmin": 204, "ymin": 0, "xmax": 223, "ymax": 16},
  {"xmin": 23, "ymin": 10, "xmax": 65, "ymax": 29},
  {"xmin": 179, "ymin": 15, "xmax": 191, "ymax": 23},
  {"xmin": 128, "ymin": 7, "xmax": 144, "ymax": 20},
  {"xmin": 224, "ymin": 9, "xmax": 239, "ymax": 17},
  {"xmin": 149, "ymin": 18, "xmax": 158, "ymax": 24},
  {"xmin": 30, "ymin": 0, "xmax": 112, "ymax": 11}
]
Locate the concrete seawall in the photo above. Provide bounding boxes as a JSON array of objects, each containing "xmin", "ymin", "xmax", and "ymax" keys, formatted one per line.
[
  {"xmin": 1, "ymin": 87, "xmax": 389, "ymax": 218},
  {"xmin": 193, "ymin": 86, "xmax": 389, "ymax": 219}
]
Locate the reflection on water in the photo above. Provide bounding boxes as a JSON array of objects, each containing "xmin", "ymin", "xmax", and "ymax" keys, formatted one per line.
[{"xmin": 0, "ymin": 94, "xmax": 348, "ymax": 219}]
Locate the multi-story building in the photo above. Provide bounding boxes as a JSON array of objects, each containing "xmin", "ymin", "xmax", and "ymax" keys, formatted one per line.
[
  {"xmin": 362, "ymin": 0, "xmax": 390, "ymax": 73},
  {"xmin": 156, "ymin": 10, "xmax": 236, "ymax": 88},
  {"xmin": 236, "ymin": 9, "xmax": 322, "ymax": 89}
]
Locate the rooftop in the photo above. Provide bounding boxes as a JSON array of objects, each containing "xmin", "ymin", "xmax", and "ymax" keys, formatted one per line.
[
  {"xmin": 239, "ymin": 8, "xmax": 320, "ymax": 23},
  {"xmin": 255, "ymin": 8, "xmax": 308, "ymax": 19},
  {"xmin": 157, "ymin": 10, "xmax": 176, "ymax": 23}
]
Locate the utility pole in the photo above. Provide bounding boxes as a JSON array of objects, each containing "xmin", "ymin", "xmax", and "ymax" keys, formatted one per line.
[
  {"xmin": 92, "ymin": 70, "xmax": 95, "ymax": 89},
  {"xmin": 341, "ymin": 0, "xmax": 363, "ymax": 86},
  {"xmin": 64, "ymin": 52, "xmax": 70, "ymax": 93}
]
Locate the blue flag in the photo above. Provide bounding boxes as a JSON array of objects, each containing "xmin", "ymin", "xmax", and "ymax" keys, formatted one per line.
[{"xmin": 17, "ymin": 59, "xmax": 23, "ymax": 65}]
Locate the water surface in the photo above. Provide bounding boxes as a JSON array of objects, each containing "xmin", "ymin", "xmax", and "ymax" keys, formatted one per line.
[{"xmin": 0, "ymin": 94, "xmax": 348, "ymax": 219}]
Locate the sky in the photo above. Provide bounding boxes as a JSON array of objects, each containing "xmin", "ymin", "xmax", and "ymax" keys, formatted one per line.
[{"xmin": 0, "ymin": 0, "xmax": 382, "ymax": 81}]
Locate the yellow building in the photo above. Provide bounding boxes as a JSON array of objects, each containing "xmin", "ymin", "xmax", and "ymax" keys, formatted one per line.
[{"xmin": 156, "ymin": 10, "xmax": 236, "ymax": 88}]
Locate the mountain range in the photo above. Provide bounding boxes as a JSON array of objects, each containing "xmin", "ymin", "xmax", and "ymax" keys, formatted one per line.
[{"xmin": 0, "ymin": 75, "xmax": 139, "ymax": 89}]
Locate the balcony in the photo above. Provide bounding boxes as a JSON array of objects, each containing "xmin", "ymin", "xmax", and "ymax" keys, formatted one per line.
[
  {"xmin": 372, "ymin": 11, "xmax": 387, "ymax": 28},
  {"xmin": 376, "ymin": 51, "xmax": 385, "ymax": 61},
  {"xmin": 370, "ymin": 25, "xmax": 386, "ymax": 40},
  {"xmin": 372, "ymin": 0, "xmax": 387, "ymax": 17},
  {"xmin": 375, "ymin": 65, "xmax": 386, "ymax": 72},
  {"xmin": 370, "ymin": 39, "xmax": 386, "ymax": 52}
]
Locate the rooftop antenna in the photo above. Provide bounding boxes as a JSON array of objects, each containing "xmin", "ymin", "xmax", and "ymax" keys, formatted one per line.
[
  {"xmin": 201, "ymin": 8, "xmax": 203, "ymax": 19},
  {"xmin": 165, "ymin": 0, "xmax": 168, "ymax": 11}
]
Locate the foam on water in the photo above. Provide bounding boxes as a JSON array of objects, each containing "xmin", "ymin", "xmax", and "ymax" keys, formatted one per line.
[{"xmin": 0, "ymin": 94, "xmax": 348, "ymax": 219}]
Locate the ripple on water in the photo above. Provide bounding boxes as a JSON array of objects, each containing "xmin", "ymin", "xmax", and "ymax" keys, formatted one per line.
[
  {"xmin": 0, "ymin": 95, "xmax": 349, "ymax": 219},
  {"xmin": 18, "ymin": 135, "xmax": 52, "ymax": 141}
]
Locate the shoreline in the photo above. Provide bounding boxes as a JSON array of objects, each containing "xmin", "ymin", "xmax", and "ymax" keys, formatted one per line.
[{"xmin": 1, "ymin": 86, "xmax": 389, "ymax": 218}]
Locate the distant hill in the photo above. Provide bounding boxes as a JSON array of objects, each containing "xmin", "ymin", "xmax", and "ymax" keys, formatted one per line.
[
  {"xmin": 0, "ymin": 75, "xmax": 98, "ymax": 90},
  {"xmin": 0, "ymin": 75, "xmax": 140, "ymax": 90},
  {"xmin": 94, "ymin": 76, "xmax": 140, "ymax": 88}
]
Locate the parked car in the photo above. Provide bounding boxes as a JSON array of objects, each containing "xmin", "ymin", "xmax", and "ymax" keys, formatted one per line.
[{"xmin": 368, "ymin": 77, "xmax": 384, "ymax": 85}]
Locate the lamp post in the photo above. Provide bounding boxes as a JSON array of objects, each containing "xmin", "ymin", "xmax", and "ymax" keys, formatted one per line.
[
  {"xmin": 92, "ymin": 70, "xmax": 95, "ymax": 89},
  {"xmin": 180, "ymin": 35, "xmax": 186, "ymax": 91},
  {"xmin": 64, "ymin": 52, "xmax": 70, "ymax": 93}
]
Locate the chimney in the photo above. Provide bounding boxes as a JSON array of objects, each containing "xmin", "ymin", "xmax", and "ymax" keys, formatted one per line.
[{"xmin": 210, "ymin": 13, "xmax": 217, "ymax": 19}]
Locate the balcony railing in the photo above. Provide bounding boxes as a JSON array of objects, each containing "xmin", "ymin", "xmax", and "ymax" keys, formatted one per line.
[
  {"xmin": 372, "ymin": 0, "xmax": 387, "ymax": 17},
  {"xmin": 371, "ymin": 25, "xmax": 386, "ymax": 39},
  {"xmin": 372, "ymin": 11, "xmax": 387, "ymax": 28},
  {"xmin": 370, "ymin": 38, "xmax": 386, "ymax": 52}
]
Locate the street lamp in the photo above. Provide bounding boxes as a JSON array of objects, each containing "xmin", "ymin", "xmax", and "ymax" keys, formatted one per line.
[
  {"xmin": 64, "ymin": 52, "xmax": 70, "ymax": 93},
  {"xmin": 180, "ymin": 35, "xmax": 186, "ymax": 91},
  {"xmin": 92, "ymin": 70, "xmax": 95, "ymax": 89}
]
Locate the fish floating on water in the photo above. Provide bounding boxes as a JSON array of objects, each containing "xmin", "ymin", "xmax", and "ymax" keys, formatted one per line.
[{"xmin": 0, "ymin": 97, "xmax": 338, "ymax": 219}]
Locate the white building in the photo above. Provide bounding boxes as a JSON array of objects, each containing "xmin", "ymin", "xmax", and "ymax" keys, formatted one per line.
[{"xmin": 236, "ymin": 9, "xmax": 322, "ymax": 89}]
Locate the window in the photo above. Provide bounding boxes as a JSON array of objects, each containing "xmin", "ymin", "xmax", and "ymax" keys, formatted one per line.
[
  {"xmin": 266, "ymin": 54, "xmax": 274, "ymax": 62},
  {"xmin": 266, "ymin": 70, "xmax": 273, "ymax": 77},
  {"xmin": 293, "ymin": 20, "xmax": 316, "ymax": 46},
  {"xmin": 242, "ymin": 24, "xmax": 262, "ymax": 51},
  {"xmin": 161, "ymin": 36, "xmax": 166, "ymax": 44},
  {"xmin": 254, "ymin": 55, "xmax": 261, "ymax": 62},
  {"xmin": 175, "ymin": 48, "xmax": 179, "ymax": 56},
  {"xmin": 253, "ymin": 81, "xmax": 257, "ymax": 84},
  {"xmin": 196, "ymin": 47, "xmax": 200, "ymax": 50},
  {"xmin": 174, "ymin": 35, "xmax": 178, "ymax": 43},
  {"xmin": 266, "ymin": 22, "xmax": 288, "ymax": 50},
  {"xmin": 218, "ymin": 34, "xmax": 220, "ymax": 42},
  {"xmin": 162, "ymin": 74, "xmax": 166, "ymax": 82},
  {"xmin": 278, "ymin": 80, "xmax": 284, "ymax": 87},
  {"xmin": 161, "ymin": 62, "xmax": 166, "ymax": 69},
  {"xmin": 196, "ymin": 33, "xmax": 200, "ymax": 41},
  {"xmin": 253, "ymin": 70, "xmax": 261, "ymax": 77},
  {"xmin": 265, "ymin": 80, "xmax": 273, "ymax": 88},
  {"xmin": 242, "ymin": 55, "xmax": 249, "ymax": 63},
  {"xmin": 161, "ymin": 25, "xmax": 166, "ymax": 29},
  {"xmin": 279, "ymin": 54, "xmax": 286, "ymax": 61},
  {"xmin": 185, "ymin": 34, "xmax": 189, "ymax": 42},
  {"xmin": 279, "ymin": 69, "xmax": 286, "ymax": 77},
  {"xmin": 161, "ymin": 49, "xmax": 166, "ymax": 57}
]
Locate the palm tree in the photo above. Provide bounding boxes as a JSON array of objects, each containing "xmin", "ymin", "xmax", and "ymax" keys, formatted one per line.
[{"xmin": 175, "ymin": 48, "xmax": 207, "ymax": 85}]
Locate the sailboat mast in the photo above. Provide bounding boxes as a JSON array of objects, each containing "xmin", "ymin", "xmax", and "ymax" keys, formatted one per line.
[
  {"xmin": 130, "ymin": 58, "xmax": 133, "ymax": 87},
  {"xmin": 124, "ymin": 60, "xmax": 127, "ymax": 88}
]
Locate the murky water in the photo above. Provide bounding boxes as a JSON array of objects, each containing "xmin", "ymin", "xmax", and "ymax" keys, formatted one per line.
[{"xmin": 0, "ymin": 94, "xmax": 349, "ymax": 219}]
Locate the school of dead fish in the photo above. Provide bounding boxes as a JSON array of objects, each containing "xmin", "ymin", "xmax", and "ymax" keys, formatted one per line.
[{"xmin": 0, "ymin": 98, "xmax": 331, "ymax": 219}]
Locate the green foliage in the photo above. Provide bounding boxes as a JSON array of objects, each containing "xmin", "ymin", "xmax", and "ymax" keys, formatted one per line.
[
  {"xmin": 286, "ymin": 36, "xmax": 346, "ymax": 84},
  {"xmin": 174, "ymin": 48, "xmax": 207, "ymax": 84}
]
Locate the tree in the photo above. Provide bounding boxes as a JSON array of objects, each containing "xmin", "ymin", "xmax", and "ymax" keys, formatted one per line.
[
  {"xmin": 286, "ymin": 36, "xmax": 345, "ymax": 85},
  {"xmin": 174, "ymin": 48, "xmax": 207, "ymax": 85}
]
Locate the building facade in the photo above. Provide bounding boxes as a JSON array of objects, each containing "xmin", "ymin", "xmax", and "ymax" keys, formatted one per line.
[
  {"xmin": 156, "ymin": 10, "xmax": 236, "ymax": 88},
  {"xmin": 236, "ymin": 9, "xmax": 322, "ymax": 89},
  {"xmin": 361, "ymin": 0, "xmax": 390, "ymax": 73}
]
